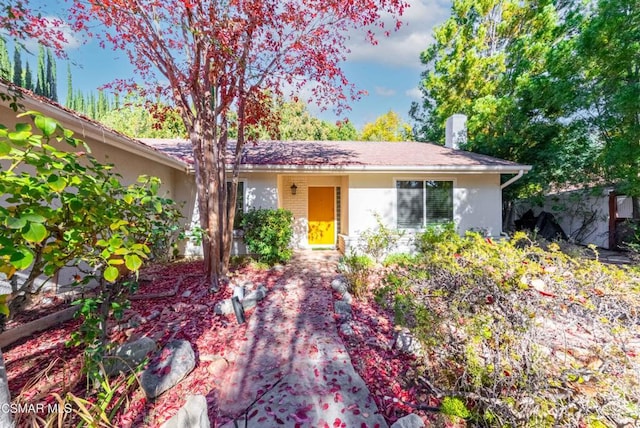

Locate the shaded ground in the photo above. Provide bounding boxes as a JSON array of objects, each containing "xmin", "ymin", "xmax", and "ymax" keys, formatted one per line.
[
  {"xmin": 216, "ymin": 250, "xmax": 385, "ymax": 427},
  {"xmin": 4, "ymin": 252, "xmax": 391, "ymax": 427}
]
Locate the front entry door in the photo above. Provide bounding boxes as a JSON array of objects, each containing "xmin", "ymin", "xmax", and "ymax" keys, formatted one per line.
[{"xmin": 308, "ymin": 187, "xmax": 335, "ymax": 245}]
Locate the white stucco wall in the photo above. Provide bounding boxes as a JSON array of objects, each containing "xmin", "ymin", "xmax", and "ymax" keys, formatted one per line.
[
  {"xmin": 346, "ymin": 173, "xmax": 503, "ymax": 237},
  {"xmin": 517, "ymin": 189, "xmax": 611, "ymax": 249},
  {"xmin": 184, "ymin": 173, "xmax": 278, "ymax": 257}
]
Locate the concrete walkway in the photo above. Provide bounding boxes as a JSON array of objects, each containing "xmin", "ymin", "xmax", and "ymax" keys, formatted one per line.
[{"xmin": 217, "ymin": 250, "xmax": 387, "ymax": 427}]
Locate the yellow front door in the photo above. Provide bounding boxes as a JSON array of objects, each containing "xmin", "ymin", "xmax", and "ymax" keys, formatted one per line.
[{"xmin": 308, "ymin": 187, "xmax": 335, "ymax": 245}]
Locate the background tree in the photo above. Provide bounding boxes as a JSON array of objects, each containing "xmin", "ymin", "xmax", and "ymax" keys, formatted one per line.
[
  {"xmin": 0, "ymin": 37, "xmax": 9, "ymax": 79},
  {"xmin": 411, "ymin": 0, "xmax": 598, "ymax": 204},
  {"xmin": 70, "ymin": 0, "xmax": 407, "ymax": 288},
  {"xmin": 361, "ymin": 110, "xmax": 413, "ymax": 141},
  {"xmin": 11, "ymin": 45, "xmax": 21, "ymax": 86},
  {"xmin": 574, "ymin": 0, "xmax": 640, "ymax": 204}
]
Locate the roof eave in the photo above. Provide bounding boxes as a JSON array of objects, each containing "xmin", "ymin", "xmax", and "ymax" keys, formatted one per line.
[{"xmin": 233, "ymin": 164, "xmax": 532, "ymax": 174}]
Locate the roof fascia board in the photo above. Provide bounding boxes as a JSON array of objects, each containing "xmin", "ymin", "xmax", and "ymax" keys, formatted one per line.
[{"xmin": 232, "ymin": 164, "xmax": 533, "ymax": 174}]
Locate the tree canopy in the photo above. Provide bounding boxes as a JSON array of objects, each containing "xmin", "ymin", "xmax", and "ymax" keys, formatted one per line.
[
  {"xmin": 411, "ymin": 0, "xmax": 634, "ymax": 200},
  {"xmin": 69, "ymin": 0, "xmax": 407, "ymax": 286},
  {"xmin": 361, "ymin": 110, "xmax": 412, "ymax": 141}
]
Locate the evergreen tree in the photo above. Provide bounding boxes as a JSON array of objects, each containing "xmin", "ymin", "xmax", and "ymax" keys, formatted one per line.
[
  {"xmin": 35, "ymin": 45, "xmax": 46, "ymax": 96},
  {"xmin": 12, "ymin": 46, "xmax": 22, "ymax": 86},
  {"xmin": 46, "ymin": 48, "xmax": 57, "ymax": 101},
  {"xmin": 66, "ymin": 62, "xmax": 73, "ymax": 109},
  {"xmin": 0, "ymin": 37, "xmax": 10, "ymax": 80},
  {"xmin": 23, "ymin": 60, "xmax": 33, "ymax": 90}
]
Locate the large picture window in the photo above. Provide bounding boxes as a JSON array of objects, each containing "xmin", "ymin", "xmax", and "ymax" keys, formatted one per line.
[
  {"xmin": 226, "ymin": 181, "xmax": 245, "ymax": 229},
  {"xmin": 396, "ymin": 180, "xmax": 453, "ymax": 229}
]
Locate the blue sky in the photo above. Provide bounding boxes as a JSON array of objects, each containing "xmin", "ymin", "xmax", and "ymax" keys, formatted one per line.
[{"xmin": 42, "ymin": 0, "xmax": 452, "ymax": 130}]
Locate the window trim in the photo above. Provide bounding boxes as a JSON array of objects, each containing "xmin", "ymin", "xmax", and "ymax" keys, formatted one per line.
[
  {"xmin": 394, "ymin": 177, "xmax": 456, "ymax": 230},
  {"xmin": 226, "ymin": 179, "xmax": 246, "ymax": 230}
]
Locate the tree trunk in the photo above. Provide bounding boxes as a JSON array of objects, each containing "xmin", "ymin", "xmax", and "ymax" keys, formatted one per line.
[{"xmin": 0, "ymin": 348, "xmax": 14, "ymax": 427}]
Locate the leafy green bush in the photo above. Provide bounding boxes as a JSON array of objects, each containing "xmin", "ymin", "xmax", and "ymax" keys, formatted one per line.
[
  {"xmin": 338, "ymin": 252, "xmax": 373, "ymax": 298},
  {"xmin": 415, "ymin": 221, "xmax": 460, "ymax": 254},
  {"xmin": 358, "ymin": 213, "xmax": 404, "ymax": 263},
  {"xmin": 0, "ymin": 112, "xmax": 182, "ymax": 387},
  {"xmin": 377, "ymin": 230, "xmax": 640, "ymax": 426},
  {"xmin": 241, "ymin": 208, "xmax": 293, "ymax": 265}
]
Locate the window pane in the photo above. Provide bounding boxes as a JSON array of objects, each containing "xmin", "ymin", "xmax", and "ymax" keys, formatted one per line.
[
  {"xmin": 226, "ymin": 181, "xmax": 244, "ymax": 229},
  {"xmin": 397, "ymin": 180, "xmax": 424, "ymax": 228},
  {"xmin": 425, "ymin": 181, "xmax": 452, "ymax": 224}
]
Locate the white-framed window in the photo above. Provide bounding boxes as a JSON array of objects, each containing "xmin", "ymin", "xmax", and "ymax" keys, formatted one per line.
[
  {"xmin": 396, "ymin": 180, "xmax": 453, "ymax": 229},
  {"xmin": 226, "ymin": 180, "xmax": 245, "ymax": 229}
]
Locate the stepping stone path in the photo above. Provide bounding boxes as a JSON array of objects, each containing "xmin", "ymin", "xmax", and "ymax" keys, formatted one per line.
[{"xmin": 217, "ymin": 251, "xmax": 388, "ymax": 427}]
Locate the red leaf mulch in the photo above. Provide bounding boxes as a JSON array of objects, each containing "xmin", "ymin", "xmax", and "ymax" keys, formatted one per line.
[{"xmin": 3, "ymin": 259, "xmax": 286, "ymax": 427}]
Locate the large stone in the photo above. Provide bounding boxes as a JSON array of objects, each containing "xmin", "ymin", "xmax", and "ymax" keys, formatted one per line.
[
  {"xmin": 334, "ymin": 301, "xmax": 352, "ymax": 322},
  {"xmin": 141, "ymin": 340, "xmax": 196, "ymax": 399},
  {"xmin": 331, "ymin": 278, "xmax": 348, "ymax": 295},
  {"xmin": 342, "ymin": 291, "xmax": 353, "ymax": 304},
  {"xmin": 393, "ymin": 328, "xmax": 423, "ymax": 357},
  {"xmin": 340, "ymin": 322, "xmax": 355, "ymax": 336},
  {"xmin": 391, "ymin": 414, "xmax": 425, "ymax": 428},
  {"xmin": 104, "ymin": 337, "xmax": 157, "ymax": 376},
  {"xmin": 214, "ymin": 299, "xmax": 234, "ymax": 315},
  {"xmin": 160, "ymin": 395, "xmax": 210, "ymax": 428},
  {"xmin": 241, "ymin": 285, "xmax": 268, "ymax": 310}
]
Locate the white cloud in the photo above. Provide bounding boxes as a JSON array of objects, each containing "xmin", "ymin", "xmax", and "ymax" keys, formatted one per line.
[
  {"xmin": 375, "ymin": 86, "xmax": 397, "ymax": 96},
  {"xmin": 405, "ymin": 87, "xmax": 423, "ymax": 99},
  {"xmin": 346, "ymin": 0, "xmax": 451, "ymax": 69}
]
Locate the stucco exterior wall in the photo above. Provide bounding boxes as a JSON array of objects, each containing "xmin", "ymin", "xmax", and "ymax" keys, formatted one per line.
[
  {"xmin": 517, "ymin": 189, "xmax": 611, "ymax": 249},
  {"xmin": 347, "ymin": 172, "xmax": 503, "ymax": 237}
]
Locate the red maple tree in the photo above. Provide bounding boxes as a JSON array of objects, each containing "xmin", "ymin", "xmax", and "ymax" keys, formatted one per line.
[{"xmin": 68, "ymin": 0, "xmax": 407, "ymax": 288}]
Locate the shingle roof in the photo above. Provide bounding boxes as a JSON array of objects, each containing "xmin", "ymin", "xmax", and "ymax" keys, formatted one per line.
[{"xmin": 140, "ymin": 138, "xmax": 530, "ymax": 172}]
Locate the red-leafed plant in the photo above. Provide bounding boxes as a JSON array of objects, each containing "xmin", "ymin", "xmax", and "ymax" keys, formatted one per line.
[{"xmin": 67, "ymin": 0, "xmax": 407, "ymax": 289}]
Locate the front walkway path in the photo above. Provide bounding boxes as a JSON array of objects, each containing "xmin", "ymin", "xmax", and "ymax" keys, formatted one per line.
[{"xmin": 217, "ymin": 250, "xmax": 387, "ymax": 427}]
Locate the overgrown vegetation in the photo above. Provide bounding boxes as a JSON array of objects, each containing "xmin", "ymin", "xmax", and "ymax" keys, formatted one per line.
[
  {"xmin": 241, "ymin": 208, "xmax": 293, "ymax": 265},
  {"xmin": 377, "ymin": 229, "xmax": 640, "ymax": 427},
  {"xmin": 0, "ymin": 112, "xmax": 182, "ymax": 387}
]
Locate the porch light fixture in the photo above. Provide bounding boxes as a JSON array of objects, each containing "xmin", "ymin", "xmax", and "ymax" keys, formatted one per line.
[{"xmin": 290, "ymin": 183, "xmax": 298, "ymax": 195}]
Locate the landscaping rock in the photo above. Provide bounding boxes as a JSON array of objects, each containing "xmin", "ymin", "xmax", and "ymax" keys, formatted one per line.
[
  {"xmin": 393, "ymin": 328, "xmax": 423, "ymax": 356},
  {"xmin": 241, "ymin": 285, "xmax": 268, "ymax": 310},
  {"xmin": 342, "ymin": 291, "xmax": 353, "ymax": 304},
  {"xmin": 334, "ymin": 300, "xmax": 352, "ymax": 322},
  {"xmin": 331, "ymin": 278, "xmax": 348, "ymax": 295},
  {"xmin": 141, "ymin": 340, "xmax": 196, "ymax": 399},
  {"xmin": 340, "ymin": 322, "xmax": 355, "ymax": 336},
  {"xmin": 214, "ymin": 299, "xmax": 234, "ymax": 315},
  {"xmin": 105, "ymin": 337, "xmax": 157, "ymax": 376},
  {"xmin": 160, "ymin": 395, "xmax": 210, "ymax": 428},
  {"xmin": 391, "ymin": 413, "xmax": 425, "ymax": 428}
]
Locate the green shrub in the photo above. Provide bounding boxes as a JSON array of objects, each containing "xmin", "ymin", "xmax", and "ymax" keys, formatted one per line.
[
  {"xmin": 358, "ymin": 213, "xmax": 404, "ymax": 263},
  {"xmin": 338, "ymin": 252, "xmax": 373, "ymax": 298},
  {"xmin": 416, "ymin": 221, "xmax": 460, "ymax": 254},
  {"xmin": 241, "ymin": 208, "xmax": 293, "ymax": 265}
]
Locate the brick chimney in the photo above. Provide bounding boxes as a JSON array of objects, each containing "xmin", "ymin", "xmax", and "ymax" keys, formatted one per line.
[{"xmin": 445, "ymin": 114, "xmax": 467, "ymax": 150}]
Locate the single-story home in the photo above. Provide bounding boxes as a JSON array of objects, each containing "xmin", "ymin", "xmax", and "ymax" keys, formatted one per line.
[
  {"xmin": 0, "ymin": 81, "xmax": 196, "ymax": 289},
  {"xmin": 142, "ymin": 115, "xmax": 532, "ymax": 255}
]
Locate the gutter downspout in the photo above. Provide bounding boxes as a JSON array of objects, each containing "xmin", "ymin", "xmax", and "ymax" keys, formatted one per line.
[{"xmin": 501, "ymin": 170, "xmax": 525, "ymax": 190}]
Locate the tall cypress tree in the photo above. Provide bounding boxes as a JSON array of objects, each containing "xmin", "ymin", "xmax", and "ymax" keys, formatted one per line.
[
  {"xmin": 23, "ymin": 60, "xmax": 33, "ymax": 90},
  {"xmin": 35, "ymin": 45, "xmax": 46, "ymax": 96},
  {"xmin": 66, "ymin": 62, "xmax": 73, "ymax": 109},
  {"xmin": 0, "ymin": 37, "xmax": 10, "ymax": 80},
  {"xmin": 12, "ymin": 46, "xmax": 22, "ymax": 86},
  {"xmin": 46, "ymin": 48, "xmax": 57, "ymax": 101}
]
